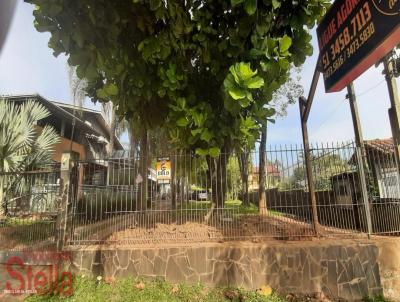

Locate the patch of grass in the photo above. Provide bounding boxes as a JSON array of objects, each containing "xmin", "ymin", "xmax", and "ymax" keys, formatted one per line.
[
  {"xmin": 25, "ymin": 276, "xmax": 286, "ymax": 302},
  {"xmin": 363, "ymin": 296, "xmax": 390, "ymax": 302},
  {"xmin": 4, "ymin": 217, "xmax": 54, "ymax": 226}
]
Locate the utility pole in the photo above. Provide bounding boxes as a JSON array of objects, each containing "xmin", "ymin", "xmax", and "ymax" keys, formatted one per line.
[
  {"xmin": 347, "ymin": 83, "xmax": 365, "ymax": 149},
  {"xmin": 346, "ymin": 83, "xmax": 372, "ymax": 236},
  {"xmin": 383, "ymin": 53, "xmax": 400, "ymax": 169}
]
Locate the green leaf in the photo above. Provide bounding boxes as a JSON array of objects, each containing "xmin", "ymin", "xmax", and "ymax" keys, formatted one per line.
[
  {"xmin": 238, "ymin": 97, "xmax": 251, "ymax": 108},
  {"xmin": 195, "ymin": 148, "xmax": 209, "ymax": 156},
  {"xmin": 96, "ymin": 89, "xmax": 108, "ymax": 99},
  {"xmin": 191, "ymin": 129, "xmax": 202, "ymax": 136},
  {"xmin": 177, "ymin": 97, "xmax": 186, "ymax": 109},
  {"xmin": 149, "ymin": 0, "xmax": 162, "ymax": 10},
  {"xmin": 192, "ymin": 112, "xmax": 204, "ymax": 126},
  {"xmin": 231, "ymin": 0, "xmax": 245, "ymax": 6},
  {"xmin": 228, "ymin": 87, "xmax": 247, "ymax": 100},
  {"xmin": 85, "ymin": 65, "xmax": 98, "ymax": 80},
  {"xmin": 104, "ymin": 83, "xmax": 119, "ymax": 96},
  {"xmin": 76, "ymin": 65, "xmax": 85, "ymax": 79},
  {"xmin": 209, "ymin": 147, "xmax": 220, "ymax": 158},
  {"xmin": 157, "ymin": 88, "xmax": 166, "ymax": 97},
  {"xmin": 245, "ymin": 76, "xmax": 264, "ymax": 89},
  {"xmin": 272, "ymin": 0, "xmax": 281, "ymax": 9},
  {"xmin": 68, "ymin": 53, "xmax": 90, "ymax": 66},
  {"xmin": 200, "ymin": 129, "xmax": 212, "ymax": 142},
  {"xmin": 228, "ymin": 67, "xmax": 240, "ymax": 84},
  {"xmin": 266, "ymin": 108, "xmax": 276, "ymax": 116},
  {"xmin": 244, "ymin": 0, "xmax": 257, "ymax": 15},
  {"xmin": 177, "ymin": 117, "xmax": 189, "ymax": 127},
  {"xmin": 279, "ymin": 35, "xmax": 292, "ymax": 53},
  {"xmin": 73, "ymin": 31, "xmax": 85, "ymax": 48},
  {"xmin": 49, "ymin": 4, "xmax": 63, "ymax": 15},
  {"xmin": 237, "ymin": 62, "xmax": 257, "ymax": 80},
  {"xmin": 278, "ymin": 58, "xmax": 290, "ymax": 70}
]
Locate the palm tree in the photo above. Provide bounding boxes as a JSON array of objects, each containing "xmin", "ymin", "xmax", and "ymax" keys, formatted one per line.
[
  {"xmin": 101, "ymin": 101, "xmax": 117, "ymax": 156},
  {"xmin": 68, "ymin": 66, "xmax": 119, "ymax": 156},
  {"xmin": 68, "ymin": 65, "xmax": 87, "ymax": 151},
  {"xmin": 0, "ymin": 100, "xmax": 59, "ymax": 217}
]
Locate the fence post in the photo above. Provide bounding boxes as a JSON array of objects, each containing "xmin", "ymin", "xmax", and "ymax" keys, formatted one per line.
[
  {"xmin": 56, "ymin": 152, "xmax": 78, "ymax": 251},
  {"xmin": 355, "ymin": 147, "xmax": 373, "ymax": 237}
]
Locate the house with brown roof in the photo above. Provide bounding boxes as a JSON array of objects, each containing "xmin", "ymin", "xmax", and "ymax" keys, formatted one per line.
[
  {"xmin": 249, "ymin": 164, "xmax": 281, "ymax": 190},
  {"xmin": 332, "ymin": 138, "xmax": 400, "ymax": 204},
  {"xmin": 363, "ymin": 138, "xmax": 400, "ymax": 200},
  {"xmin": 3, "ymin": 94, "xmax": 124, "ymax": 162}
]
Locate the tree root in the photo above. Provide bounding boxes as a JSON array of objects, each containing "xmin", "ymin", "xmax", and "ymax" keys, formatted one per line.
[{"xmin": 204, "ymin": 202, "xmax": 216, "ymax": 224}]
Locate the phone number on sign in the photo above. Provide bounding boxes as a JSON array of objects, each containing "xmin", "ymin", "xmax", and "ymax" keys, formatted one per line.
[{"xmin": 321, "ymin": 2, "xmax": 376, "ymax": 79}]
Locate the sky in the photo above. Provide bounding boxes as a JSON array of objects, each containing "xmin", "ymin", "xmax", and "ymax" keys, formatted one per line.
[{"xmin": 0, "ymin": 1, "xmax": 398, "ymax": 146}]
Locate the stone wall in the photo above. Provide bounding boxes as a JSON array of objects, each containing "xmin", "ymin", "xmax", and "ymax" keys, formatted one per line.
[
  {"xmin": 66, "ymin": 241, "xmax": 384, "ymax": 301},
  {"xmin": 3, "ymin": 240, "xmax": 400, "ymax": 301},
  {"xmin": 376, "ymin": 239, "xmax": 400, "ymax": 301}
]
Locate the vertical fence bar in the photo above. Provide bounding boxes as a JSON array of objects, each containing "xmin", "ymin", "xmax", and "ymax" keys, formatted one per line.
[{"xmin": 356, "ymin": 147, "xmax": 373, "ymax": 237}]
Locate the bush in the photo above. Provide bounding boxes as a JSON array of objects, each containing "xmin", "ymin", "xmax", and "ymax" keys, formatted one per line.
[{"xmin": 76, "ymin": 189, "xmax": 139, "ymax": 221}]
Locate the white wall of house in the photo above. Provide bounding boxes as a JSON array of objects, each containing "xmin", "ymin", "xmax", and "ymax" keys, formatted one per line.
[{"xmin": 374, "ymin": 161, "xmax": 400, "ymax": 199}]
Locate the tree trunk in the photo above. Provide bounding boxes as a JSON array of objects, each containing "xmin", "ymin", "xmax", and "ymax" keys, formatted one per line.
[
  {"xmin": 138, "ymin": 126, "xmax": 148, "ymax": 211},
  {"xmin": 0, "ymin": 175, "xmax": 5, "ymax": 218},
  {"xmin": 108, "ymin": 102, "xmax": 116, "ymax": 156},
  {"xmin": 238, "ymin": 152, "xmax": 250, "ymax": 206},
  {"xmin": 128, "ymin": 120, "xmax": 137, "ymax": 160},
  {"xmin": 258, "ymin": 122, "xmax": 268, "ymax": 215},
  {"xmin": 127, "ymin": 120, "xmax": 138, "ymax": 201},
  {"xmin": 171, "ymin": 152, "xmax": 177, "ymax": 209},
  {"xmin": 207, "ymin": 153, "xmax": 228, "ymax": 209}
]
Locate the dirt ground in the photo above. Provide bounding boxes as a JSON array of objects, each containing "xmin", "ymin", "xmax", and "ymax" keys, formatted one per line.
[
  {"xmin": 106, "ymin": 215, "xmax": 323, "ymax": 245},
  {"xmin": 0, "ymin": 213, "xmax": 368, "ymax": 250}
]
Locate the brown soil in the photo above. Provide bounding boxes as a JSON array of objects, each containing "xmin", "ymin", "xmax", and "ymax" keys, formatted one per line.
[
  {"xmin": 106, "ymin": 215, "xmax": 317, "ymax": 245},
  {"xmin": 0, "ymin": 213, "xmax": 368, "ymax": 250},
  {"xmin": 0, "ymin": 225, "xmax": 55, "ymax": 251}
]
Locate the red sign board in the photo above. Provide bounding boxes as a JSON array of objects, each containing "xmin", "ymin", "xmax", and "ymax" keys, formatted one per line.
[{"xmin": 317, "ymin": 0, "xmax": 400, "ymax": 92}]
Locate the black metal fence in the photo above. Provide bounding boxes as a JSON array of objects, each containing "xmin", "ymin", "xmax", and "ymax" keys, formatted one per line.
[
  {"xmin": 0, "ymin": 164, "xmax": 60, "ymax": 250},
  {"xmin": 1, "ymin": 141, "xmax": 399, "ymax": 249},
  {"xmin": 66, "ymin": 141, "xmax": 399, "ymax": 246}
]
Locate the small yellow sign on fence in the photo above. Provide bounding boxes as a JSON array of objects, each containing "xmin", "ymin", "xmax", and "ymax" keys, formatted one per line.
[{"xmin": 156, "ymin": 157, "xmax": 171, "ymax": 181}]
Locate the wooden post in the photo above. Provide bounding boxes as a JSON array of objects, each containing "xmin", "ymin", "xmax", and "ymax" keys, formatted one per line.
[
  {"xmin": 383, "ymin": 55, "xmax": 400, "ymax": 171},
  {"xmin": 56, "ymin": 152, "xmax": 78, "ymax": 251},
  {"xmin": 347, "ymin": 83, "xmax": 372, "ymax": 236},
  {"xmin": 299, "ymin": 97, "xmax": 321, "ymax": 235}
]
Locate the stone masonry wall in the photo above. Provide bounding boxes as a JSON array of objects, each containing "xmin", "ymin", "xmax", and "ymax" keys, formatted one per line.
[{"xmin": 66, "ymin": 242, "xmax": 384, "ymax": 301}]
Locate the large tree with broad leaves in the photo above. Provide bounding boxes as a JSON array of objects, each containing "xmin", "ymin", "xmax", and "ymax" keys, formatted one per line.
[{"xmin": 27, "ymin": 0, "xmax": 329, "ymax": 207}]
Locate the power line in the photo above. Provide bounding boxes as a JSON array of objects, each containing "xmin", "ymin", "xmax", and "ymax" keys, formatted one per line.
[
  {"xmin": 356, "ymin": 79, "xmax": 386, "ymax": 97},
  {"xmin": 309, "ymin": 97, "xmax": 347, "ymax": 138},
  {"xmin": 310, "ymin": 79, "xmax": 386, "ymax": 138}
]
